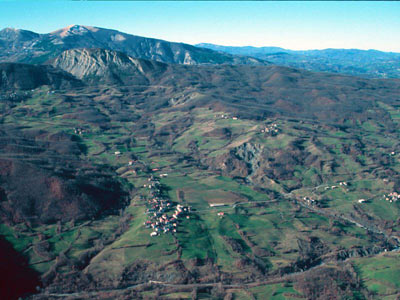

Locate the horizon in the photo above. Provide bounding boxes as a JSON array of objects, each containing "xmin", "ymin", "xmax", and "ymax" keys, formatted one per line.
[
  {"xmin": 0, "ymin": 2, "xmax": 399, "ymax": 52},
  {"xmin": 3, "ymin": 23, "xmax": 400, "ymax": 54}
]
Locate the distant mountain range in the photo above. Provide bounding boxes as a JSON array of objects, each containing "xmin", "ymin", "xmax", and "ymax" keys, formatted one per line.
[
  {"xmin": 0, "ymin": 25, "xmax": 267, "ymax": 66},
  {"xmin": 2, "ymin": 25, "xmax": 399, "ymax": 79},
  {"xmin": 196, "ymin": 43, "xmax": 400, "ymax": 78}
]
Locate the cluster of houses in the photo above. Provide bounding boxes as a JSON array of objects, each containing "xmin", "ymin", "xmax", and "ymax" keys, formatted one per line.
[
  {"xmin": 384, "ymin": 192, "xmax": 400, "ymax": 203},
  {"xmin": 324, "ymin": 182, "xmax": 348, "ymax": 191},
  {"xmin": 261, "ymin": 123, "xmax": 279, "ymax": 136},
  {"xmin": 1, "ymin": 91, "xmax": 30, "ymax": 101},
  {"xmin": 74, "ymin": 127, "xmax": 87, "ymax": 135},
  {"xmin": 326, "ymin": 182, "xmax": 347, "ymax": 189},
  {"xmin": 144, "ymin": 176, "xmax": 191, "ymax": 237},
  {"xmin": 303, "ymin": 196, "xmax": 317, "ymax": 206}
]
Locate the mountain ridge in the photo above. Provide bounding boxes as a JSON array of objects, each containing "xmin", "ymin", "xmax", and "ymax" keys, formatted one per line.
[{"xmin": 0, "ymin": 25, "xmax": 269, "ymax": 66}]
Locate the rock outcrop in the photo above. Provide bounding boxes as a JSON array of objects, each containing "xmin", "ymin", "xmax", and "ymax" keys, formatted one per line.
[{"xmin": 51, "ymin": 48, "xmax": 167, "ymax": 85}]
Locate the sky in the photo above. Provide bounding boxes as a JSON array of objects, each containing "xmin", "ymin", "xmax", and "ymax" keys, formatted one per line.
[{"xmin": 0, "ymin": 1, "xmax": 399, "ymax": 52}]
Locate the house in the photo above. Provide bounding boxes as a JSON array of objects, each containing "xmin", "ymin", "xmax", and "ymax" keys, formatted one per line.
[
  {"xmin": 209, "ymin": 203, "xmax": 227, "ymax": 207},
  {"xmin": 115, "ymin": 151, "xmax": 121, "ymax": 156},
  {"xmin": 303, "ymin": 196, "xmax": 315, "ymax": 205},
  {"xmin": 217, "ymin": 212, "xmax": 225, "ymax": 217},
  {"xmin": 358, "ymin": 199, "xmax": 366, "ymax": 203}
]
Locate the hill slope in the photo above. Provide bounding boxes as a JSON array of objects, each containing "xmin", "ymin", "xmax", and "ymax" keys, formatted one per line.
[
  {"xmin": 51, "ymin": 48, "xmax": 400, "ymax": 123},
  {"xmin": 0, "ymin": 63, "xmax": 82, "ymax": 90}
]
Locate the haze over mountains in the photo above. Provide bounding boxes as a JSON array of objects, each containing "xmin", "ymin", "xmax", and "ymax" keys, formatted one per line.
[
  {"xmin": 197, "ymin": 43, "xmax": 400, "ymax": 79},
  {"xmin": 1, "ymin": 24, "xmax": 400, "ymax": 299}
]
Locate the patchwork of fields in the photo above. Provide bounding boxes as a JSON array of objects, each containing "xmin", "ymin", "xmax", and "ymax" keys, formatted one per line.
[{"xmin": 1, "ymin": 71, "xmax": 400, "ymax": 299}]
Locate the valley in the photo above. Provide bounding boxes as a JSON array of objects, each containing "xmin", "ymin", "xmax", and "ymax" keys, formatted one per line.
[{"xmin": 0, "ymin": 25, "xmax": 400, "ymax": 300}]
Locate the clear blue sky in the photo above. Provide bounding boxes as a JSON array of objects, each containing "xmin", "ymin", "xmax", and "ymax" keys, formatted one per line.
[{"xmin": 1, "ymin": 1, "xmax": 399, "ymax": 52}]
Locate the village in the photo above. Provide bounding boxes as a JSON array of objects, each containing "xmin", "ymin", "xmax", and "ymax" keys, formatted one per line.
[
  {"xmin": 261, "ymin": 123, "xmax": 280, "ymax": 136},
  {"xmin": 143, "ymin": 175, "xmax": 192, "ymax": 237},
  {"xmin": 384, "ymin": 192, "xmax": 400, "ymax": 203}
]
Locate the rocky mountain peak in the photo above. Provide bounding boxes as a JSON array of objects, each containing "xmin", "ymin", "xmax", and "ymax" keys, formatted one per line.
[{"xmin": 50, "ymin": 24, "xmax": 98, "ymax": 38}]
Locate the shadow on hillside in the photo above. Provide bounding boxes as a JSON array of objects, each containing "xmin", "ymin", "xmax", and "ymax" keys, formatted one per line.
[{"xmin": 0, "ymin": 236, "xmax": 41, "ymax": 299}]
